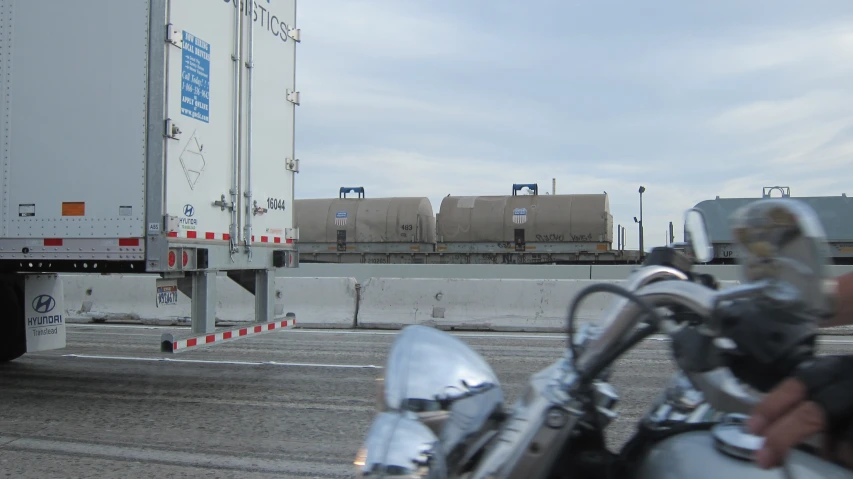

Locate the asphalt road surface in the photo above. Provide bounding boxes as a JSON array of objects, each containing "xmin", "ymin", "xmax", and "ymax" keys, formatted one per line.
[{"xmin": 2, "ymin": 325, "xmax": 853, "ymax": 478}]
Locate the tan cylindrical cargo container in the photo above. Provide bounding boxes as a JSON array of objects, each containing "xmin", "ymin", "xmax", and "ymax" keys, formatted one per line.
[
  {"xmin": 294, "ymin": 197, "xmax": 436, "ymax": 243},
  {"xmin": 437, "ymin": 194, "xmax": 612, "ymax": 243}
]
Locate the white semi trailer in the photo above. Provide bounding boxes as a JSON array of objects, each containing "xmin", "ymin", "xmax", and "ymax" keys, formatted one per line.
[{"xmin": 0, "ymin": 0, "xmax": 301, "ymax": 362}]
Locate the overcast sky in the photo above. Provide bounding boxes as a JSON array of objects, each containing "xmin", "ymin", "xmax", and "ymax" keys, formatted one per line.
[{"xmin": 293, "ymin": 0, "xmax": 853, "ymax": 251}]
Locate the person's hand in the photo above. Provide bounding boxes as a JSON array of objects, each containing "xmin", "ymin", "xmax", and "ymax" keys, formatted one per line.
[
  {"xmin": 746, "ymin": 377, "xmax": 827, "ymax": 468},
  {"xmin": 747, "ymin": 355, "xmax": 853, "ymax": 469}
]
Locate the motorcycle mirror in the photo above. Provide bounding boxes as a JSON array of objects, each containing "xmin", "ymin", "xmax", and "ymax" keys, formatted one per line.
[
  {"xmin": 729, "ymin": 198, "xmax": 836, "ymax": 320},
  {"xmin": 685, "ymin": 209, "xmax": 714, "ymax": 263}
]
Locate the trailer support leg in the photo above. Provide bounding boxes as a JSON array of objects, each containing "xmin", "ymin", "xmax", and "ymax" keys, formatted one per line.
[
  {"xmin": 254, "ymin": 269, "xmax": 275, "ymax": 324},
  {"xmin": 191, "ymin": 271, "xmax": 217, "ymax": 335}
]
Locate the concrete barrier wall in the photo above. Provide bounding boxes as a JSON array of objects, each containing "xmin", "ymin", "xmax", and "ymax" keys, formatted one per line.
[
  {"xmin": 277, "ymin": 277, "xmax": 358, "ymax": 328},
  {"xmin": 62, "ymin": 274, "xmax": 358, "ymax": 328},
  {"xmin": 356, "ymin": 278, "xmax": 612, "ymax": 332},
  {"xmin": 286, "ymin": 263, "xmax": 853, "ymax": 282},
  {"xmin": 355, "ymin": 277, "xmax": 741, "ymax": 332},
  {"xmin": 57, "ymin": 262, "xmax": 852, "ymax": 332},
  {"xmin": 284, "ymin": 263, "xmax": 593, "ymax": 282}
]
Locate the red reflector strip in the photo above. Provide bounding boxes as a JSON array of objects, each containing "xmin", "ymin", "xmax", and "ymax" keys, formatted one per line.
[
  {"xmin": 239, "ymin": 329, "xmax": 247, "ymax": 336},
  {"xmin": 187, "ymin": 338, "xmax": 198, "ymax": 347},
  {"xmin": 286, "ymin": 238, "xmax": 293, "ymax": 244},
  {"xmin": 205, "ymin": 335, "xmax": 216, "ymax": 344},
  {"xmin": 186, "ymin": 231, "xmax": 198, "ymax": 239},
  {"xmin": 254, "ymin": 326, "xmax": 262, "ymax": 333},
  {"xmin": 119, "ymin": 238, "xmax": 140, "ymax": 247},
  {"xmin": 223, "ymin": 234, "xmax": 231, "ymax": 240},
  {"xmin": 223, "ymin": 331, "xmax": 232, "ymax": 339},
  {"xmin": 261, "ymin": 236, "xmax": 269, "ymax": 243},
  {"xmin": 274, "ymin": 237, "xmax": 281, "ymax": 243},
  {"xmin": 168, "ymin": 232, "xmax": 178, "ymax": 237},
  {"xmin": 43, "ymin": 238, "xmax": 63, "ymax": 246},
  {"xmin": 205, "ymin": 232, "xmax": 215, "ymax": 240}
]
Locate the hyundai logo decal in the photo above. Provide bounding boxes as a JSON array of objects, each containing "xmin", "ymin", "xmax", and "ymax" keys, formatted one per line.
[
  {"xmin": 32, "ymin": 294, "xmax": 56, "ymax": 314},
  {"xmin": 184, "ymin": 204, "xmax": 195, "ymax": 217}
]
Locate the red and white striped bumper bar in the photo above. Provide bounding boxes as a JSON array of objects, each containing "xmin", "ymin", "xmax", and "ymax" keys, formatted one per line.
[{"xmin": 160, "ymin": 315, "xmax": 296, "ymax": 353}]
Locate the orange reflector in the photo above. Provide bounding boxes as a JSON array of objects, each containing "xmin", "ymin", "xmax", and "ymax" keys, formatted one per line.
[{"xmin": 61, "ymin": 202, "xmax": 85, "ymax": 216}]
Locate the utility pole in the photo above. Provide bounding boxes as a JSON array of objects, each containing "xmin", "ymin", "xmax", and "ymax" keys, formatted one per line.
[
  {"xmin": 634, "ymin": 186, "xmax": 645, "ymax": 255},
  {"xmin": 617, "ymin": 225, "xmax": 622, "ymax": 250}
]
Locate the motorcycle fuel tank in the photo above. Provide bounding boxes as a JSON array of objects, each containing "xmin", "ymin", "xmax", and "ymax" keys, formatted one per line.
[{"xmin": 632, "ymin": 428, "xmax": 853, "ymax": 479}]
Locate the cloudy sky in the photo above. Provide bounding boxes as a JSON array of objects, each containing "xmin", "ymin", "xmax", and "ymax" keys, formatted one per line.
[{"xmin": 293, "ymin": 0, "xmax": 853, "ymax": 251}]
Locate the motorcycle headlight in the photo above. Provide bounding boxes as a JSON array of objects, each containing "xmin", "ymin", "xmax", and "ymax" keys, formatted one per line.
[
  {"xmin": 364, "ymin": 325, "xmax": 505, "ymax": 475},
  {"xmin": 354, "ymin": 411, "xmax": 448, "ymax": 478},
  {"xmin": 382, "ymin": 325, "xmax": 504, "ymax": 420}
]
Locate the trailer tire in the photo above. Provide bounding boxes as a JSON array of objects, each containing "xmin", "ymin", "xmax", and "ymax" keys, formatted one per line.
[{"xmin": 0, "ymin": 280, "xmax": 26, "ymax": 362}]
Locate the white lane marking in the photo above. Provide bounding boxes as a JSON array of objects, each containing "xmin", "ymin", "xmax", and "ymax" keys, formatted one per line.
[
  {"xmin": 61, "ymin": 354, "xmax": 382, "ymax": 369},
  {"xmin": 66, "ymin": 331, "xmax": 159, "ymax": 337},
  {"xmin": 816, "ymin": 338, "xmax": 853, "ymax": 345},
  {"xmin": 67, "ymin": 324, "xmax": 171, "ymax": 330}
]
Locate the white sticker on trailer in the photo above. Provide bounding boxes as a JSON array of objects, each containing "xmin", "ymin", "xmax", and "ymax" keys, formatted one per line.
[{"xmin": 24, "ymin": 275, "xmax": 66, "ymax": 352}]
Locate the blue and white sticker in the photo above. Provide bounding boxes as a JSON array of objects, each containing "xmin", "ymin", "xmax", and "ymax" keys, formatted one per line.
[
  {"xmin": 335, "ymin": 211, "xmax": 348, "ymax": 226},
  {"xmin": 180, "ymin": 31, "xmax": 211, "ymax": 123},
  {"xmin": 512, "ymin": 208, "xmax": 528, "ymax": 224}
]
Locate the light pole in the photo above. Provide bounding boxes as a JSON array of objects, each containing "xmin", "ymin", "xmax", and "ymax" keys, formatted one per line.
[{"xmin": 634, "ymin": 186, "xmax": 645, "ymax": 255}]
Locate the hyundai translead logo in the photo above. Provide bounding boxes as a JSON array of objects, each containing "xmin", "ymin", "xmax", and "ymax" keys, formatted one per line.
[
  {"xmin": 184, "ymin": 204, "xmax": 195, "ymax": 217},
  {"xmin": 32, "ymin": 294, "xmax": 56, "ymax": 314}
]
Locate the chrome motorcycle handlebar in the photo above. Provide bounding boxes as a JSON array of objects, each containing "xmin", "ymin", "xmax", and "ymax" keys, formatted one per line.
[
  {"xmin": 573, "ymin": 265, "xmax": 690, "ymax": 375},
  {"xmin": 604, "ymin": 279, "xmax": 770, "ymax": 414},
  {"xmin": 579, "ymin": 275, "xmax": 827, "ymax": 416}
]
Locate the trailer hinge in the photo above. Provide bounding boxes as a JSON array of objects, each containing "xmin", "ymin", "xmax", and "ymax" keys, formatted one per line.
[
  {"xmin": 165, "ymin": 118, "xmax": 181, "ymax": 140},
  {"xmin": 286, "ymin": 90, "xmax": 300, "ymax": 106},
  {"xmin": 285, "ymin": 158, "xmax": 300, "ymax": 173},
  {"xmin": 287, "ymin": 27, "xmax": 301, "ymax": 42},
  {"xmin": 166, "ymin": 23, "xmax": 182, "ymax": 48},
  {"xmin": 164, "ymin": 215, "xmax": 180, "ymax": 233},
  {"xmin": 213, "ymin": 194, "xmax": 234, "ymax": 212}
]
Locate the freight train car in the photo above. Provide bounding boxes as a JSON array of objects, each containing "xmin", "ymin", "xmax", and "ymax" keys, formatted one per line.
[
  {"xmin": 294, "ymin": 185, "xmax": 640, "ymax": 264},
  {"xmin": 294, "ymin": 188, "xmax": 436, "ymax": 262},
  {"xmin": 433, "ymin": 184, "xmax": 617, "ymax": 263},
  {"xmin": 692, "ymin": 187, "xmax": 853, "ymax": 264},
  {"xmin": 436, "ymin": 188, "xmax": 612, "ymax": 251}
]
